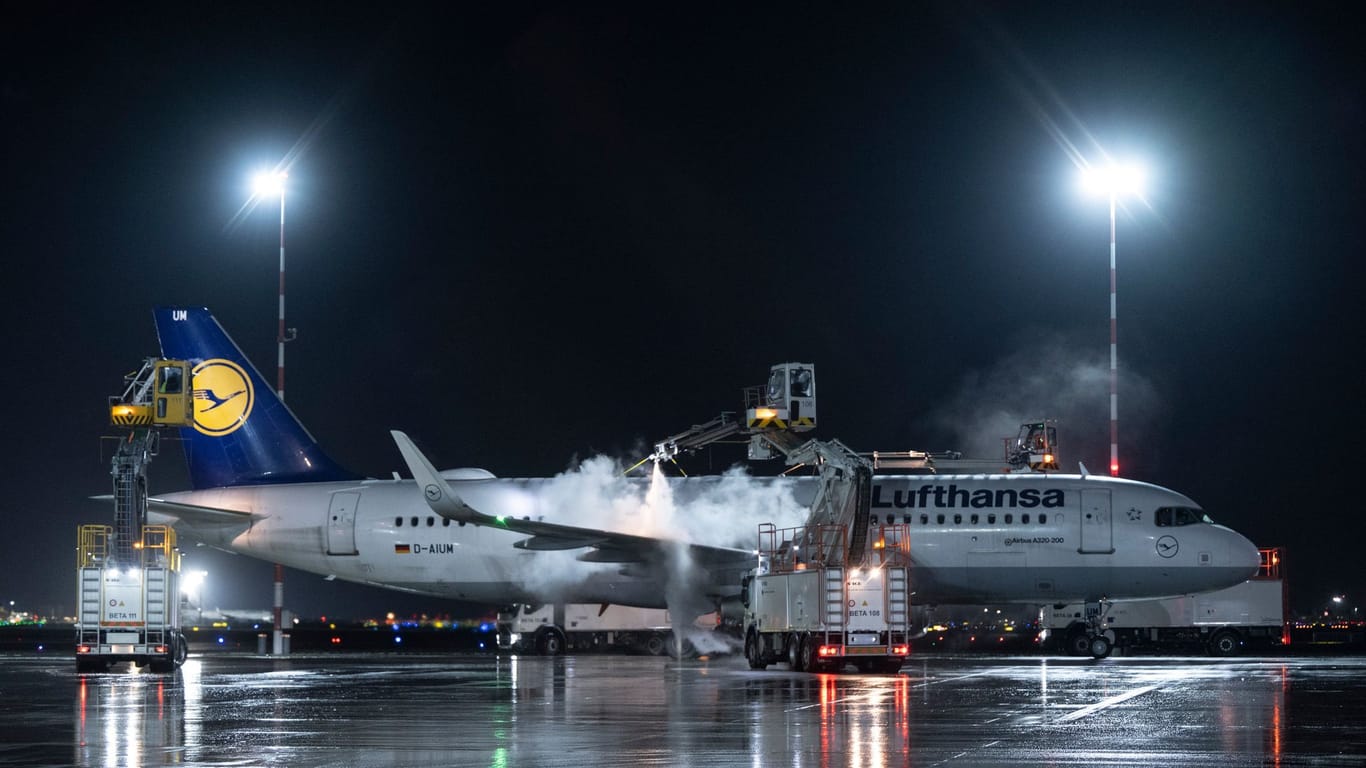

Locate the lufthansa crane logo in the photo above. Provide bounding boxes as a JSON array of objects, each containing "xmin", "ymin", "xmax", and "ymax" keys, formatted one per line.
[
  {"xmin": 1156, "ymin": 535, "xmax": 1179, "ymax": 559},
  {"xmin": 191, "ymin": 358, "xmax": 254, "ymax": 436}
]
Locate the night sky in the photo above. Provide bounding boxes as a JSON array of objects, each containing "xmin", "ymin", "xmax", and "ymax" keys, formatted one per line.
[{"xmin": 5, "ymin": 4, "xmax": 1362, "ymax": 620}]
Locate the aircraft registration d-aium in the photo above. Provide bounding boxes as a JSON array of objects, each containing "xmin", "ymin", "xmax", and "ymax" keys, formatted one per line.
[{"xmin": 142, "ymin": 307, "xmax": 1259, "ymax": 651}]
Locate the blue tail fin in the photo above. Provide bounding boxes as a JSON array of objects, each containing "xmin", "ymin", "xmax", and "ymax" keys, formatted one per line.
[{"xmin": 153, "ymin": 306, "xmax": 360, "ymax": 489}]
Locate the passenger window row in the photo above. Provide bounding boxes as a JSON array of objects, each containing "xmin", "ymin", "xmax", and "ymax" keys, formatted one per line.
[
  {"xmin": 394, "ymin": 516, "xmax": 452, "ymax": 527},
  {"xmin": 874, "ymin": 512, "xmax": 1051, "ymax": 526},
  {"xmin": 395, "ymin": 511, "xmax": 1055, "ymax": 529}
]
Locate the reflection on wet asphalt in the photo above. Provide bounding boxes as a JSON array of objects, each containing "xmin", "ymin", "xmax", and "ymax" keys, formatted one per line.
[{"xmin": 2, "ymin": 653, "xmax": 1363, "ymax": 767}]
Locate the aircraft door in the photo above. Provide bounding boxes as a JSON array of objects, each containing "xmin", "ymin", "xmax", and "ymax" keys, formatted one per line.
[
  {"xmin": 326, "ymin": 491, "xmax": 360, "ymax": 555},
  {"xmin": 1078, "ymin": 489, "xmax": 1114, "ymax": 554}
]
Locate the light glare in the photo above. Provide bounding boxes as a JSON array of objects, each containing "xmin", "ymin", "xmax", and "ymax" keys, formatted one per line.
[
  {"xmin": 252, "ymin": 170, "xmax": 287, "ymax": 198},
  {"xmin": 180, "ymin": 569, "xmax": 207, "ymax": 595},
  {"xmin": 1082, "ymin": 163, "xmax": 1145, "ymax": 197}
]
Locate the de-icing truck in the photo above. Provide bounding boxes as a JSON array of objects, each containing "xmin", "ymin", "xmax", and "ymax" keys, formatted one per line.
[{"xmin": 741, "ymin": 521, "xmax": 912, "ymax": 673}]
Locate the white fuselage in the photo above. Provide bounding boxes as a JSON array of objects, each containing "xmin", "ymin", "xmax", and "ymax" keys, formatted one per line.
[{"xmin": 154, "ymin": 472, "xmax": 1260, "ymax": 609}]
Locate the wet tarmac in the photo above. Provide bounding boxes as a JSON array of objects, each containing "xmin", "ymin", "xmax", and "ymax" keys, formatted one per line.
[{"xmin": 2, "ymin": 652, "xmax": 1363, "ymax": 767}]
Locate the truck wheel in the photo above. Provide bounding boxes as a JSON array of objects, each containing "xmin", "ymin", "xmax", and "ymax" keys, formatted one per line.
[
  {"xmin": 1067, "ymin": 630, "xmax": 1092, "ymax": 656},
  {"xmin": 537, "ymin": 629, "xmax": 566, "ymax": 656},
  {"xmin": 799, "ymin": 636, "xmax": 819, "ymax": 673},
  {"xmin": 1088, "ymin": 634, "xmax": 1113, "ymax": 659},
  {"xmin": 745, "ymin": 632, "xmax": 767, "ymax": 669},
  {"xmin": 1208, "ymin": 630, "xmax": 1242, "ymax": 657},
  {"xmin": 645, "ymin": 634, "xmax": 667, "ymax": 656},
  {"xmin": 667, "ymin": 636, "xmax": 697, "ymax": 659},
  {"xmin": 787, "ymin": 634, "xmax": 806, "ymax": 672}
]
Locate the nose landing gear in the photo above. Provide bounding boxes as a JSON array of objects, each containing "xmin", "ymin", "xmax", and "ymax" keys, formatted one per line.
[{"xmin": 1065, "ymin": 600, "xmax": 1115, "ymax": 658}]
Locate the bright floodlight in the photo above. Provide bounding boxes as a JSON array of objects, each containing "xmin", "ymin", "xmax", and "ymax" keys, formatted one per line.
[
  {"xmin": 252, "ymin": 170, "xmax": 288, "ymax": 198},
  {"xmin": 180, "ymin": 569, "xmax": 207, "ymax": 595},
  {"xmin": 1081, "ymin": 163, "xmax": 1145, "ymax": 197}
]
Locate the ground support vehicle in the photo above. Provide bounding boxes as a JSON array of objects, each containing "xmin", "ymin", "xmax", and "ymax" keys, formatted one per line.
[
  {"xmin": 496, "ymin": 603, "xmax": 677, "ymax": 655},
  {"xmin": 1041, "ymin": 547, "xmax": 1287, "ymax": 656},
  {"xmin": 741, "ymin": 525, "xmax": 912, "ymax": 673},
  {"xmin": 76, "ymin": 524, "xmax": 188, "ymax": 672},
  {"xmin": 76, "ymin": 358, "xmax": 193, "ymax": 673}
]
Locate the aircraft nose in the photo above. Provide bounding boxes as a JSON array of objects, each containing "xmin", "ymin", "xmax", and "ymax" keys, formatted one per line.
[{"xmin": 1230, "ymin": 531, "xmax": 1261, "ymax": 580}]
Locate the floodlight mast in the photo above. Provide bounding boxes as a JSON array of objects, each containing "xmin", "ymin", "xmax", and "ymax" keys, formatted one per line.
[
  {"xmin": 1108, "ymin": 186, "xmax": 1118, "ymax": 477},
  {"xmin": 1083, "ymin": 163, "xmax": 1144, "ymax": 477},
  {"xmin": 252, "ymin": 170, "xmax": 290, "ymax": 401},
  {"xmin": 250, "ymin": 168, "xmax": 291, "ymax": 656}
]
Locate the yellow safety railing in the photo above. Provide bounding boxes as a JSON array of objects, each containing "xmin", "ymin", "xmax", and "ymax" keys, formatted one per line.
[
  {"xmin": 77, "ymin": 525, "xmax": 112, "ymax": 568},
  {"xmin": 77, "ymin": 524, "xmax": 179, "ymax": 571},
  {"xmin": 139, "ymin": 525, "xmax": 180, "ymax": 571}
]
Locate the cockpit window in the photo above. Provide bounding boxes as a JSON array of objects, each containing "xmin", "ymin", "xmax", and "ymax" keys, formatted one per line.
[{"xmin": 1155, "ymin": 506, "xmax": 1212, "ymax": 527}]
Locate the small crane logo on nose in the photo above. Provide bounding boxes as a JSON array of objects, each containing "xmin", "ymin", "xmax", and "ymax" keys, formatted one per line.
[{"xmin": 1156, "ymin": 535, "xmax": 1179, "ymax": 558}]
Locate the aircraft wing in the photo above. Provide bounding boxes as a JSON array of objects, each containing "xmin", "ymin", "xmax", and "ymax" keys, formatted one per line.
[{"xmin": 390, "ymin": 430, "xmax": 753, "ymax": 570}]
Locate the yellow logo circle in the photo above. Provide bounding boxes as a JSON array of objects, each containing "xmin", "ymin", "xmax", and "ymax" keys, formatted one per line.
[{"xmin": 191, "ymin": 359, "xmax": 254, "ymax": 436}]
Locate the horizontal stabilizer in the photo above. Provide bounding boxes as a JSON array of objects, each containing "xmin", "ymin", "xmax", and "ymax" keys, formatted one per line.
[{"xmin": 93, "ymin": 494, "xmax": 254, "ymax": 532}]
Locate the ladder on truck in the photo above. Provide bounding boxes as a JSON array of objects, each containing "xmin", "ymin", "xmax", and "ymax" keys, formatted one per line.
[
  {"xmin": 111, "ymin": 430, "xmax": 156, "ymax": 564},
  {"xmin": 104, "ymin": 358, "xmax": 194, "ymax": 560},
  {"xmin": 779, "ymin": 437, "xmax": 878, "ymax": 566}
]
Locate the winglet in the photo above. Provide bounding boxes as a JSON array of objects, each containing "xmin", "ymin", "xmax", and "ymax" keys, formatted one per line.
[
  {"xmin": 391, "ymin": 430, "xmax": 481, "ymax": 523},
  {"xmin": 1078, "ymin": 462, "xmax": 1090, "ymax": 477}
]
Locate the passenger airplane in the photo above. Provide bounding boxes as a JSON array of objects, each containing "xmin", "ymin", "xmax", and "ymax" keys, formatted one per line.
[{"xmin": 144, "ymin": 307, "xmax": 1260, "ymax": 642}]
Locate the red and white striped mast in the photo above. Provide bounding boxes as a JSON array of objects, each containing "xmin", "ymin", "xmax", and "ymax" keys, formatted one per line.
[
  {"xmin": 272, "ymin": 172, "xmax": 288, "ymax": 656},
  {"xmin": 1083, "ymin": 161, "xmax": 1143, "ymax": 477},
  {"xmin": 276, "ymin": 177, "xmax": 287, "ymax": 401},
  {"xmin": 1107, "ymin": 189, "xmax": 1119, "ymax": 477},
  {"xmin": 252, "ymin": 168, "xmax": 291, "ymax": 655}
]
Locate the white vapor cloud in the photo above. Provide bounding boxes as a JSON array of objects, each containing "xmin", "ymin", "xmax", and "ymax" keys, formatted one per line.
[
  {"xmin": 504, "ymin": 456, "xmax": 809, "ymax": 599},
  {"xmin": 929, "ymin": 330, "xmax": 1162, "ymax": 474}
]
